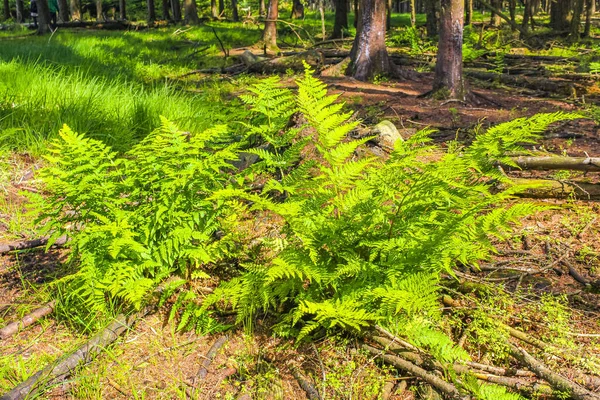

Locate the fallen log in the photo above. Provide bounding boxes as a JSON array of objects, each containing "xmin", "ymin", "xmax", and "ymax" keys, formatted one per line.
[
  {"xmin": 511, "ymin": 178, "xmax": 600, "ymax": 200},
  {"xmin": 0, "ymin": 308, "xmax": 151, "ymax": 400},
  {"xmin": 508, "ymin": 344, "xmax": 600, "ymax": 400},
  {"xmin": 0, "ymin": 301, "xmax": 56, "ymax": 340},
  {"xmin": 238, "ymin": 50, "xmax": 325, "ymax": 74},
  {"xmin": 465, "ymin": 69, "xmax": 582, "ymax": 97},
  {"xmin": 192, "ymin": 335, "xmax": 228, "ymax": 383},
  {"xmin": 0, "ymin": 235, "xmax": 68, "ymax": 254},
  {"xmin": 289, "ymin": 363, "xmax": 322, "ymax": 400},
  {"xmin": 506, "ymin": 156, "xmax": 600, "ymax": 172}
]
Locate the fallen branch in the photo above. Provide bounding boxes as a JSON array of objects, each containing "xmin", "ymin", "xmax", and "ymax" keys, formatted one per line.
[
  {"xmin": 508, "ymin": 344, "xmax": 600, "ymax": 400},
  {"xmin": 362, "ymin": 344, "xmax": 468, "ymax": 400},
  {"xmin": 192, "ymin": 335, "xmax": 228, "ymax": 383},
  {"xmin": 289, "ymin": 363, "xmax": 322, "ymax": 400},
  {"xmin": 0, "ymin": 301, "xmax": 56, "ymax": 340},
  {"xmin": 511, "ymin": 178, "xmax": 600, "ymax": 200},
  {"xmin": 0, "ymin": 235, "xmax": 68, "ymax": 254},
  {"xmin": 465, "ymin": 69, "xmax": 582, "ymax": 97},
  {"xmin": 0, "ymin": 308, "xmax": 151, "ymax": 400},
  {"xmin": 506, "ymin": 156, "xmax": 600, "ymax": 172}
]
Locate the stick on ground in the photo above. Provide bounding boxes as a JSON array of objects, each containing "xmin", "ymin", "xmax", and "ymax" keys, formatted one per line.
[
  {"xmin": 0, "ymin": 308, "xmax": 150, "ymax": 400},
  {"xmin": 0, "ymin": 301, "xmax": 56, "ymax": 340},
  {"xmin": 0, "ymin": 236, "xmax": 67, "ymax": 254},
  {"xmin": 289, "ymin": 363, "xmax": 322, "ymax": 400}
]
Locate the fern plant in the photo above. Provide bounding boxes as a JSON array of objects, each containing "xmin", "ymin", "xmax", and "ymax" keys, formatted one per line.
[{"xmin": 34, "ymin": 119, "xmax": 241, "ymax": 330}]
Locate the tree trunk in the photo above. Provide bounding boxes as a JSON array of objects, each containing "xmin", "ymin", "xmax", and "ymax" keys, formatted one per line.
[
  {"xmin": 291, "ymin": 0, "xmax": 304, "ymax": 18},
  {"xmin": 162, "ymin": 0, "xmax": 170, "ymax": 20},
  {"xmin": 432, "ymin": 0, "xmax": 466, "ymax": 100},
  {"xmin": 15, "ymin": 0, "xmax": 23, "ymax": 22},
  {"xmin": 119, "ymin": 0, "xmax": 125, "ymax": 19},
  {"xmin": 521, "ymin": 0, "xmax": 532, "ymax": 34},
  {"xmin": 183, "ymin": 0, "xmax": 198, "ymax": 23},
  {"xmin": 58, "ymin": 0, "xmax": 69, "ymax": 21},
  {"xmin": 96, "ymin": 0, "xmax": 102, "ymax": 20},
  {"xmin": 319, "ymin": 0, "xmax": 326, "ymax": 37},
  {"xmin": 570, "ymin": 0, "xmax": 584, "ymax": 39},
  {"xmin": 349, "ymin": 0, "xmax": 392, "ymax": 81},
  {"xmin": 231, "ymin": 0, "xmax": 239, "ymax": 21},
  {"xmin": 490, "ymin": 0, "xmax": 501, "ymax": 25},
  {"xmin": 354, "ymin": 0, "xmax": 359, "ymax": 27},
  {"xmin": 263, "ymin": 0, "xmax": 279, "ymax": 53},
  {"xmin": 70, "ymin": 0, "xmax": 80, "ymax": 19},
  {"xmin": 550, "ymin": 0, "xmax": 571, "ymax": 31},
  {"xmin": 2, "ymin": 0, "xmax": 9, "ymax": 21},
  {"xmin": 210, "ymin": 0, "xmax": 217, "ymax": 17},
  {"xmin": 147, "ymin": 0, "xmax": 156, "ymax": 21},
  {"xmin": 332, "ymin": 0, "xmax": 348, "ymax": 37},
  {"xmin": 386, "ymin": 0, "xmax": 391, "ymax": 29},
  {"xmin": 171, "ymin": 0, "xmax": 181, "ymax": 20},
  {"xmin": 36, "ymin": 0, "xmax": 51, "ymax": 33},
  {"xmin": 425, "ymin": 0, "xmax": 438, "ymax": 37},
  {"xmin": 259, "ymin": 0, "xmax": 265, "ymax": 15},
  {"xmin": 584, "ymin": 0, "xmax": 593, "ymax": 36},
  {"xmin": 410, "ymin": 0, "xmax": 416, "ymax": 26},
  {"xmin": 508, "ymin": 0, "xmax": 516, "ymax": 24},
  {"xmin": 218, "ymin": 0, "xmax": 224, "ymax": 14}
]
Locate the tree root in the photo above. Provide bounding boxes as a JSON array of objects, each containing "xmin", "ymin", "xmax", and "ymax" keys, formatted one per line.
[
  {"xmin": 0, "ymin": 301, "xmax": 56, "ymax": 340},
  {"xmin": 0, "ymin": 235, "xmax": 68, "ymax": 255},
  {"xmin": 0, "ymin": 307, "xmax": 152, "ymax": 400}
]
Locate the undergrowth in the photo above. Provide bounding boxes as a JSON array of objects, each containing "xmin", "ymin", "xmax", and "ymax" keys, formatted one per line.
[{"xmin": 34, "ymin": 67, "xmax": 579, "ymax": 399}]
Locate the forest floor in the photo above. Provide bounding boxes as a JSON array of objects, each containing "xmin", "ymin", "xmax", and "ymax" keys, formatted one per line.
[{"xmin": 1, "ymin": 18, "xmax": 600, "ymax": 400}]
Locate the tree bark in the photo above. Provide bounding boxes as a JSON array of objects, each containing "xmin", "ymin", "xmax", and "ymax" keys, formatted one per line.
[
  {"xmin": 218, "ymin": 0, "xmax": 224, "ymax": 14},
  {"xmin": 349, "ymin": 0, "xmax": 392, "ymax": 81},
  {"xmin": 95, "ymin": 0, "xmax": 102, "ymax": 20},
  {"xmin": 570, "ymin": 0, "xmax": 585, "ymax": 39},
  {"xmin": 210, "ymin": 0, "xmax": 217, "ymax": 17},
  {"xmin": 490, "ymin": 0, "xmax": 501, "ymax": 25},
  {"xmin": 584, "ymin": 0, "xmax": 593, "ymax": 36},
  {"xmin": 0, "ymin": 302, "xmax": 56, "ymax": 340},
  {"xmin": 259, "ymin": 0, "xmax": 265, "ymax": 15},
  {"xmin": 291, "ymin": 0, "xmax": 304, "ymax": 18},
  {"xmin": 332, "ymin": 0, "xmax": 348, "ymax": 38},
  {"xmin": 58, "ymin": 0, "xmax": 69, "ymax": 21},
  {"xmin": 550, "ymin": 0, "xmax": 571, "ymax": 31},
  {"xmin": 171, "ymin": 0, "xmax": 181, "ymax": 21},
  {"xmin": 506, "ymin": 156, "xmax": 600, "ymax": 172},
  {"xmin": 36, "ymin": 0, "xmax": 51, "ymax": 33},
  {"xmin": 263, "ymin": 0, "xmax": 279, "ymax": 53},
  {"xmin": 508, "ymin": 0, "xmax": 516, "ymax": 24},
  {"xmin": 410, "ymin": 0, "xmax": 416, "ymax": 26},
  {"xmin": 183, "ymin": 0, "xmax": 198, "ymax": 23},
  {"xmin": 2, "ymin": 0, "xmax": 9, "ymax": 21},
  {"xmin": 425, "ymin": 0, "xmax": 438, "ymax": 37},
  {"xmin": 119, "ymin": 0, "xmax": 126, "ymax": 19},
  {"xmin": 147, "ymin": 0, "xmax": 156, "ymax": 21},
  {"xmin": 15, "ymin": 0, "xmax": 23, "ymax": 22},
  {"xmin": 231, "ymin": 0, "xmax": 239, "ymax": 21},
  {"xmin": 432, "ymin": 0, "xmax": 466, "ymax": 100},
  {"xmin": 162, "ymin": 0, "xmax": 170, "ymax": 20},
  {"xmin": 70, "ymin": 0, "xmax": 80, "ymax": 20}
]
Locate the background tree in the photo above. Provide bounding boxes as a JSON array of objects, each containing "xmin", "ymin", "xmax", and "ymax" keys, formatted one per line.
[
  {"xmin": 162, "ymin": 0, "xmax": 170, "ymax": 20},
  {"xmin": 58, "ymin": 0, "xmax": 69, "ymax": 21},
  {"xmin": 584, "ymin": 0, "xmax": 593, "ymax": 37},
  {"xmin": 331, "ymin": 0, "xmax": 348, "ymax": 38},
  {"xmin": 432, "ymin": 0, "xmax": 467, "ymax": 100},
  {"xmin": 119, "ymin": 0, "xmax": 126, "ymax": 19},
  {"xmin": 15, "ymin": 0, "xmax": 23, "ymax": 22},
  {"xmin": 37, "ymin": 0, "xmax": 52, "ymax": 33},
  {"xmin": 147, "ymin": 0, "xmax": 156, "ymax": 22},
  {"xmin": 3, "ymin": 0, "xmax": 9, "ymax": 21},
  {"xmin": 570, "ymin": 0, "xmax": 584, "ymax": 39},
  {"xmin": 70, "ymin": 0, "xmax": 80, "ymax": 20},
  {"xmin": 550, "ymin": 0, "xmax": 571, "ymax": 31},
  {"xmin": 171, "ymin": 0, "xmax": 180, "ymax": 21},
  {"xmin": 183, "ymin": 0, "xmax": 198, "ymax": 23},
  {"xmin": 231, "ymin": 0, "xmax": 239, "ymax": 21},
  {"xmin": 348, "ymin": 0, "xmax": 393, "ymax": 80},
  {"xmin": 425, "ymin": 0, "xmax": 438, "ymax": 37},
  {"xmin": 96, "ymin": 0, "xmax": 102, "ymax": 20},
  {"xmin": 263, "ymin": 0, "xmax": 278, "ymax": 53},
  {"xmin": 291, "ymin": 0, "xmax": 304, "ymax": 18},
  {"xmin": 259, "ymin": 0, "xmax": 265, "ymax": 15},
  {"xmin": 210, "ymin": 0, "xmax": 217, "ymax": 18}
]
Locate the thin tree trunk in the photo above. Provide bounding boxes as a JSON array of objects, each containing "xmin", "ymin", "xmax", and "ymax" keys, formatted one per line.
[
  {"xmin": 36, "ymin": 0, "xmax": 51, "ymax": 33},
  {"xmin": 508, "ymin": 0, "xmax": 516, "ymax": 24},
  {"xmin": 147, "ymin": 0, "xmax": 156, "ymax": 21},
  {"xmin": 15, "ymin": 0, "xmax": 23, "ymax": 22},
  {"xmin": 521, "ymin": 0, "xmax": 531, "ymax": 34},
  {"xmin": 162, "ymin": 0, "xmax": 170, "ymax": 20},
  {"xmin": 2, "ymin": 0, "xmax": 9, "ymax": 21},
  {"xmin": 58, "ymin": 0, "xmax": 69, "ymax": 21},
  {"xmin": 183, "ymin": 0, "xmax": 198, "ymax": 23},
  {"xmin": 119, "ymin": 0, "xmax": 126, "ymax": 19},
  {"xmin": 353, "ymin": 0, "xmax": 358, "ymax": 27},
  {"xmin": 70, "ymin": 0, "xmax": 80, "ymax": 19},
  {"xmin": 490, "ymin": 0, "xmax": 501, "ymax": 25},
  {"xmin": 218, "ymin": 0, "xmax": 223, "ymax": 14},
  {"xmin": 570, "ymin": 0, "xmax": 584, "ymax": 39},
  {"xmin": 210, "ymin": 0, "xmax": 217, "ymax": 17},
  {"xmin": 291, "ymin": 0, "xmax": 304, "ymax": 18},
  {"xmin": 410, "ymin": 0, "xmax": 416, "ymax": 26},
  {"xmin": 386, "ymin": 0, "xmax": 391, "ymax": 29},
  {"xmin": 231, "ymin": 0, "xmax": 239, "ymax": 21},
  {"xmin": 349, "ymin": 0, "xmax": 392, "ymax": 80},
  {"xmin": 96, "ymin": 0, "xmax": 102, "ymax": 20},
  {"xmin": 425, "ymin": 0, "xmax": 438, "ymax": 37},
  {"xmin": 259, "ymin": 0, "xmax": 265, "ymax": 15},
  {"xmin": 263, "ymin": 0, "xmax": 279, "ymax": 53},
  {"xmin": 584, "ymin": 0, "xmax": 593, "ymax": 36},
  {"xmin": 319, "ymin": 0, "xmax": 326, "ymax": 37},
  {"xmin": 432, "ymin": 0, "xmax": 466, "ymax": 100},
  {"xmin": 332, "ymin": 0, "xmax": 348, "ymax": 37},
  {"xmin": 171, "ymin": 0, "xmax": 181, "ymax": 20}
]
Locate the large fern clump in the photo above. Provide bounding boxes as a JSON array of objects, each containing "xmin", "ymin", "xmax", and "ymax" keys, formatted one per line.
[
  {"xmin": 208, "ymin": 67, "xmax": 577, "ymax": 357},
  {"xmin": 34, "ymin": 119, "xmax": 242, "ymax": 331}
]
